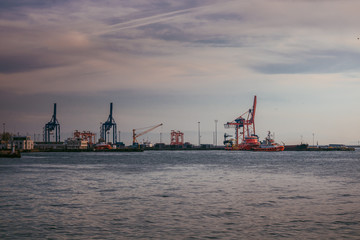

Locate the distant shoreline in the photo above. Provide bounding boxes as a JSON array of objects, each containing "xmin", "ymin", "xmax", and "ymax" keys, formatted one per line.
[{"xmin": 12, "ymin": 145, "xmax": 356, "ymax": 154}]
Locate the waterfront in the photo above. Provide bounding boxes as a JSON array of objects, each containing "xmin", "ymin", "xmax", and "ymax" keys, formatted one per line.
[{"xmin": 1, "ymin": 151, "xmax": 360, "ymax": 239}]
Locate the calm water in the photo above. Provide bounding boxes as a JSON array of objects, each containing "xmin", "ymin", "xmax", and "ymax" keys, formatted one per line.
[{"xmin": 1, "ymin": 150, "xmax": 360, "ymax": 239}]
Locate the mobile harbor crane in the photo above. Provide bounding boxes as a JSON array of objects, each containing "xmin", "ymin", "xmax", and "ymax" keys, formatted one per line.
[{"xmin": 132, "ymin": 123, "xmax": 163, "ymax": 147}]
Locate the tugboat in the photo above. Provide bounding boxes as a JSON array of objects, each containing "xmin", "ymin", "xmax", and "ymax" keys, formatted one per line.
[{"xmin": 252, "ymin": 131, "xmax": 284, "ymax": 152}]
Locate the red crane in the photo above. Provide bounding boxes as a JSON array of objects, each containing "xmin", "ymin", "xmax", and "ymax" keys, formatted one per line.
[
  {"xmin": 73, "ymin": 130, "xmax": 96, "ymax": 145},
  {"xmin": 170, "ymin": 130, "xmax": 184, "ymax": 146},
  {"xmin": 224, "ymin": 95, "xmax": 258, "ymax": 150}
]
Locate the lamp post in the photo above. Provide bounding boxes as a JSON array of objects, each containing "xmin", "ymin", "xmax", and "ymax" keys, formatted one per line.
[
  {"xmin": 214, "ymin": 120, "xmax": 218, "ymax": 146},
  {"xmin": 198, "ymin": 122, "xmax": 201, "ymax": 146},
  {"xmin": 312, "ymin": 133, "xmax": 315, "ymax": 146}
]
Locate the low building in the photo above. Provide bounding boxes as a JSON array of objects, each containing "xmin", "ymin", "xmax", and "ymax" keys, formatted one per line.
[
  {"xmin": 65, "ymin": 138, "xmax": 88, "ymax": 150},
  {"xmin": 115, "ymin": 142, "xmax": 125, "ymax": 149},
  {"xmin": 329, "ymin": 144, "xmax": 345, "ymax": 148},
  {"xmin": 35, "ymin": 142, "xmax": 65, "ymax": 150},
  {"xmin": 13, "ymin": 136, "xmax": 34, "ymax": 150},
  {"xmin": 200, "ymin": 144, "xmax": 213, "ymax": 149},
  {"xmin": 184, "ymin": 142, "xmax": 194, "ymax": 149},
  {"xmin": 154, "ymin": 143, "xmax": 166, "ymax": 149}
]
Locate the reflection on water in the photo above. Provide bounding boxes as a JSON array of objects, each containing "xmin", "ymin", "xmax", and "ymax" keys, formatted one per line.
[{"xmin": 0, "ymin": 151, "xmax": 360, "ymax": 239}]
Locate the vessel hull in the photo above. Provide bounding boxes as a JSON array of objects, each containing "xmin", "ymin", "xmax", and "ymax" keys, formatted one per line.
[{"xmin": 252, "ymin": 145, "xmax": 285, "ymax": 152}]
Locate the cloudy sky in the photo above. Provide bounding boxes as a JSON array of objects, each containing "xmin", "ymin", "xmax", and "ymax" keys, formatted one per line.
[{"xmin": 1, "ymin": 0, "xmax": 360, "ymax": 145}]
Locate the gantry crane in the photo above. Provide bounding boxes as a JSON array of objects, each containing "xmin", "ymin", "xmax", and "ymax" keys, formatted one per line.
[
  {"xmin": 100, "ymin": 103, "xmax": 117, "ymax": 144},
  {"xmin": 132, "ymin": 123, "xmax": 163, "ymax": 146},
  {"xmin": 224, "ymin": 95, "xmax": 257, "ymax": 147},
  {"xmin": 170, "ymin": 130, "xmax": 184, "ymax": 146},
  {"xmin": 44, "ymin": 103, "xmax": 60, "ymax": 142}
]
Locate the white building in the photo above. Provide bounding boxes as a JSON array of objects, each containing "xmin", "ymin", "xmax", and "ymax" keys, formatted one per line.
[{"xmin": 13, "ymin": 136, "xmax": 34, "ymax": 150}]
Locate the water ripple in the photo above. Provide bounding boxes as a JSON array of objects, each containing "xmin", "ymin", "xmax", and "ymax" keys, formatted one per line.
[{"xmin": 1, "ymin": 151, "xmax": 360, "ymax": 239}]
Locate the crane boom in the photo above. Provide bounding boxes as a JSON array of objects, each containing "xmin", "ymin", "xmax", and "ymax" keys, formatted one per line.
[
  {"xmin": 133, "ymin": 123, "xmax": 163, "ymax": 145},
  {"xmin": 249, "ymin": 95, "xmax": 257, "ymax": 123}
]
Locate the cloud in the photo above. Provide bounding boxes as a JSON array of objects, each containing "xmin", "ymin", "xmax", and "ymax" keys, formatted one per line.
[
  {"xmin": 0, "ymin": 7, "xmax": 95, "ymax": 74},
  {"xmin": 0, "ymin": 0, "xmax": 70, "ymax": 9},
  {"xmin": 0, "ymin": 54, "xmax": 69, "ymax": 73},
  {"xmin": 1, "ymin": 0, "xmax": 360, "ymax": 144},
  {"xmin": 252, "ymin": 50, "xmax": 360, "ymax": 74}
]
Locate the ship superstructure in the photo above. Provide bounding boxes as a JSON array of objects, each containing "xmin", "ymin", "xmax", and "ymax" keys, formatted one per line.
[{"xmin": 252, "ymin": 131, "xmax": 284, "ymax": 151}]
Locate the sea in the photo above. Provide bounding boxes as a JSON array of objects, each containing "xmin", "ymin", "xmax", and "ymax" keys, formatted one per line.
[{"xmin": 0, "ymin": 150, "xmax": 360, "ymax": 239}]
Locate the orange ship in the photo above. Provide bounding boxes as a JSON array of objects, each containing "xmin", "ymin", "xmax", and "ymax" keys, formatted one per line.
[
  {"xmin": 252, "ymin": 131, "xmax": 284, "ymax": 152},
  {"xmin": 94, "ymin": 142, "xmax": 112, "ymax": 150}
]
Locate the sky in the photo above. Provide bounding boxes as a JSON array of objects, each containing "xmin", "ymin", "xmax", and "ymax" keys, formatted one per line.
[{"xmin": 1, "ymin": 0, "xmax": 360, "ymax": 145}]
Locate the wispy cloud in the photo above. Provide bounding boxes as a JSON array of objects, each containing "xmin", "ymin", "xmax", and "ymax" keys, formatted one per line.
[{"xmin": 97, "ymin": 6, "xmax": 205, "ymax": 33}]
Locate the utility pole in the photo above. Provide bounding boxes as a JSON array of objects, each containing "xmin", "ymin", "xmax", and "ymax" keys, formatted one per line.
[
  {"xmin": 312, "ymin": 133, "xmax": 315, "ymax": 146},
  {"xmin": 215, "ymin": 120, "xmax": 218, "ymax": 146},
  {"xmin": 99, "ymin": 123, "xmax": 102, "ymax": 142},
  {"xmin": 1, "ymin": 123, "xmax": 5, "ymax": 141},
  {"xmin": 198, "ymin": 121, "xmax": 201, "ymax": 146}
]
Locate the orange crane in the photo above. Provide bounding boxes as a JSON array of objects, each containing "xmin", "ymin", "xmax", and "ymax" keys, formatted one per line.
[
  {"xmin": 224, "ymin": 95, "xmax": 258, "ymax": 149},
  {"xmin": 74, "ymin": 130, "xmax": 96, "ymax": 144},
  {"xmin": 170, "ymin": 130, "xmax": 184, "ymax": 145},
  {"xmin": 132, "ymin": 123, "xmax": 163, "ymax": 146}
]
